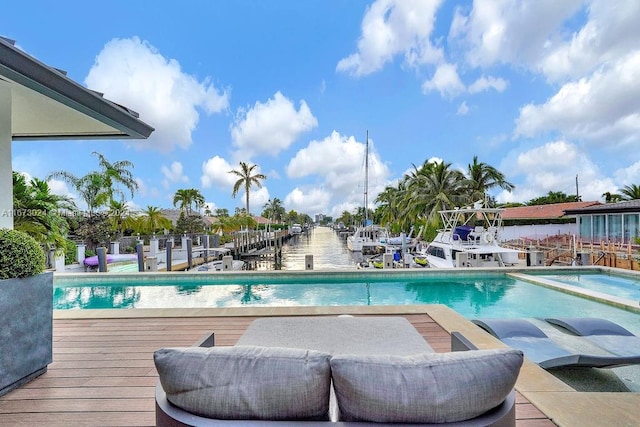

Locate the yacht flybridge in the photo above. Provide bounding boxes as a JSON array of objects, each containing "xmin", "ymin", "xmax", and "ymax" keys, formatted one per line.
[{"xmin": 423, "ymin": 206, "xmax": 521, "ymax": 268}]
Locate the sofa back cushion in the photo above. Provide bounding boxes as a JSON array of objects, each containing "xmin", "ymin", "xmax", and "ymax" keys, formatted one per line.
[
  {"xmin": 330, "ymin": 348, "xmax": 523, "ymax": 423},
  {"xmin": 154, "ymin": 345, "xmax": 332, "ymax": 421}
]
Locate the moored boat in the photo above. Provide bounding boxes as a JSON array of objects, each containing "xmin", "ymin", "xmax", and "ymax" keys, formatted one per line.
[{"xmin": 421, "ymin": 206, "xmax": 521, "ymax": 268}]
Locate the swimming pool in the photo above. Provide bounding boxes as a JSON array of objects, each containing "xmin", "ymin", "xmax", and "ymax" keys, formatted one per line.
[
  {"xmin": 530, "ymin": 271, "xmax": 640, "ymax": 301},
  {"xmin": 54, "ymin": 269, "xmax": 640, "ymax": 335}
]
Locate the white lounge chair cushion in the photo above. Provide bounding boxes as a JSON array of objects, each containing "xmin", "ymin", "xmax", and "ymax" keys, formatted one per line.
[
  {"xmin": 154, "ymin": 345, "xmax": 332, "ymax": 421},
  {"xmin": 330, "ymin": 348, "xmax": 523, "ymax": 423}
]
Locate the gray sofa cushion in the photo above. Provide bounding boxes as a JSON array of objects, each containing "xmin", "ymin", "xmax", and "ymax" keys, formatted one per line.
[
  {"xmin": 154, "ymin": 345, "xmax": 332, "ymax": 421},
  {"xmin": 330, "ymin": 348, "xmax": 523, "ymax": 424}
]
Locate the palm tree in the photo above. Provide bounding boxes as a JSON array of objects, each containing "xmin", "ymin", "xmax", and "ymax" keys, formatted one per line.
[
  {"xmin": 403, "ymin": 160, "xmax": 467, "ymax": 226},
  {"xmin": 619, "ymin": 184, "xmax": 640, "ymax": 200},
  {"xmin": 92, "ymin": 151, "xmax": 138, "ymax": 201},
  {"xmin": 47, "ymin": 170, "xmax": 110, "ymax": 215},
  {"xmin": 465, "ymin": 156, "xmax": 515, "ymax": 206},
  {"xmin": 229, "ymin": 162, "xmax": 267, "ymax": 215},
  {"xmin": 139, "ymin": 206, "xmax": 172, "ymax": 234},
  {"xmin": 173, "ymin": 188, "xmax": 206, "ymax": 216},
  {"xmin": 262, "ymin": 198, "xmax": 285, "ymax": 223},
  {"xmin": 12, "ymin": 172, "xmax": 76, "ymax": 249},
  {"xmin": 602, "ymin": 192, "xmax": 623, "ymax": 203}
]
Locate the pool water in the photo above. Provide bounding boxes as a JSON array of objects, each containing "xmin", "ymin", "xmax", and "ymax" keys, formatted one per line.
[
  {"xmin": 533, "ymin": 272, "xmax": 640, "ymax": 301},
  {"xmin": 54, "ymin": 271, "xmax": 640, "ymax": 335}
]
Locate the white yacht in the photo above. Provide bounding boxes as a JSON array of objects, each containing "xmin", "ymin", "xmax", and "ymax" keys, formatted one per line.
[
  {"xmin": 290, "ymin": 223, "xmax": 303, "ymax": 234},
  {"xmin": 421, "ymin": 206, "xmax": 521, "ymax": 268},
  {"xmin": 346, "ymin": 225, "xmax": 389, "ymax": 252}
]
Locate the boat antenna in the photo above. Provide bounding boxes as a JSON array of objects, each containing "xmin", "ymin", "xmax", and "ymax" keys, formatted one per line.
[{"xmin": 364, "ymin": 130, "xmax": 369, "ymax": 226}]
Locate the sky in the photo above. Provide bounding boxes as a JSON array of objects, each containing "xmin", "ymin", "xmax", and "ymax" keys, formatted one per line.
[{"xmin": 3, "ymin": 0, "xmax": 640, "ymax": 219}]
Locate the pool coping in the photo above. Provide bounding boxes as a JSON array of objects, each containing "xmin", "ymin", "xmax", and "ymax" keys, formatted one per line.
[{"xmin": 53, "ymin": 303, "xmax": 640, "ymax": 427}]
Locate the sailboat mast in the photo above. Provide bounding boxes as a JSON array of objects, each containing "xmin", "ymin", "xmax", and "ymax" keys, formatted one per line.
[{"xmin": 364, "ymin": 130, "xmax": 369, "ymax": 226}]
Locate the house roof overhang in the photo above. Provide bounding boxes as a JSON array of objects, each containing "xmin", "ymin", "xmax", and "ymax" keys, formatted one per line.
[{"xmin": 0, "ymin": 37, "xmax": 154, "ymax": 141}]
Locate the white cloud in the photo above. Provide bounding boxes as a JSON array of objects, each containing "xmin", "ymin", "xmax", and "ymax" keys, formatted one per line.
[
  {"xmin": 497, "ymin": 140, "xmax": 616, "ymax": 203},
  {"xmin": 284, "ymin": 187, "xmax": 331, "ymax": 215},
  {"xmin": 230, "ymin": 92, "xmax": 318, "ymax": 160},
  {"xmin": 515, "ymin": 51, "xmax": 640, "ymax": 147},
  {"xmin": 468, "ymin": 75, "xmax": 508, "ymax": 93},
  {"xmin": 337, "ymin": 0, "xmax": 444, "ymax": 76},
  {"xmin": 47, "ymin": 179, "xmax": 74, "ymax": 198},
  {"xmin": 456, "ymin": 101, "xmax": 469, "ymax": 115},
  {"xmin": 161, "ymin": 161, "xmax": 189, "ymax": 184},
  {"xmin": 539, "ymin": 0, "xmax": 640, "ymax": 81},
  {"xmin": 614, "ymin": 161, "xmax": 640, "ymax": 186},
  {"xmin": 421, "ymin": 63, "xmax": 465, "ymax": 98},
  {"xmin": 85, "ymin": 36, "xmax": 229, "ymax": 152},
  {"xmin": 201, "ymin": 156, "xmax": 236, "ymax": 189},
  {"xmin": 286, "ymin": 131, "xmax": 390, "ymax": 212},
  {"xmin": 449, "ymin": 0, "xmax": 584, "ymax": 70}
]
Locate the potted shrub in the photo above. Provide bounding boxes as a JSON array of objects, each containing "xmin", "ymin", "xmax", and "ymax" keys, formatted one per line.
[{"xmin": 0, "ymin": 228, "xmax": 53, "ymax": 397}]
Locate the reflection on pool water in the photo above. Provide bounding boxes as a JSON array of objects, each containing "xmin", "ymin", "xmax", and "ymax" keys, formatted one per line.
[{"xmin": 54, "ymin": 270, "xmax": 640, "ymax": 335}]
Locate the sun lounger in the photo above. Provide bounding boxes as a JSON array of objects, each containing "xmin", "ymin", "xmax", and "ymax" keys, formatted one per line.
[
  {"xmin": 545, "ymin": 317, "xmax": 640, "ymax": 357},
  {"xmin": 472, "ymin": 318, "xmax": 640, "ymax": 369}
]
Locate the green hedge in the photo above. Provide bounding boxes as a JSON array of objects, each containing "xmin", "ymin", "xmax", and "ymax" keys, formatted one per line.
[{"xmin": 0, "ymin": 229, "xmax": 46, "ymax": 279}]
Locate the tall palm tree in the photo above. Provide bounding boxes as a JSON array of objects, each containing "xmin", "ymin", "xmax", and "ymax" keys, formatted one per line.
[
  {"xmin": 173, "ymin": 188, "xmax": 206, "ymax": 215},
  {"xmin": 229, "ymin": 162, "xmax": 267, "ymax": 215},
  {"xmin": 465, "ymin": 156, "xmax": 514, "ymax": 205},
  {"xmin": 46, "ymin": 170, "xmax": 110, "ymax": 216},
  {"xmin": 92, "ymin": 151, "xmax": 138, "ymax": 201},
  {"xmin": 619, "ymin": 184, "xmax": 640, "ymax": 200}
]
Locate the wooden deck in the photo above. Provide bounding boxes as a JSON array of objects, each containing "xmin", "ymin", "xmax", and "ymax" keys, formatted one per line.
[{"xmin": 0, "ymin": 314, "xmax": 555, "ymax": 426}]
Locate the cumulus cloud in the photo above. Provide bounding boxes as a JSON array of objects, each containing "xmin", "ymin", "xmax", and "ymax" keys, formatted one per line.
[
  {"xmin": 497, "ymin": 140, "xmax": 616, "ymax": 203},
  {"xmin": 230, "ymin": 92, "xmax": 318, "ymax": 160},
  {"xmin": 468, "ymin": 75, "xmax": 508, "ymax": 93},
  {"xmin": 161, "ymin": 161, "xmax": 189, "ymax": 189},
  {"xmin": 85, "ymin": 36, "xmax": 229, "ymax": 152},
  {"xmin": 337, "ymin": 0, "xmax": 444, "ymax": 76},
  {"xmin": 614, "ymin": 161, "xmax": 640, "ymax": 186},
  {"xmin": 201, "ymin": 156, "xmax": 236, "ymax": 189},
  {"xmin": 284, "ymin": 188, "xmax": 331, "ymax": 215},
  {"xmin": 515, "ymin": 51, "xmax": 640, "ymax": 147},
  {"xmin": 539, "ymin": 0, "xmax": 640, "ymax": 81},
  {"xmin": 286, "ymin": 131, "xmax": 390, "ymax": 215},
  {"xmin": 449, "ymin": 0, "xmax": 584, "ymax": 70},
  {"xmin": 422, "ymin": 63, "xmax": 465, "ymax": 98}
]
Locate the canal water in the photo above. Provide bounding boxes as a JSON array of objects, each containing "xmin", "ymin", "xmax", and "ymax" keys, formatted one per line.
[{"xmin": 250, "ymin": 226, "xmax": 364, "ymax": 270}]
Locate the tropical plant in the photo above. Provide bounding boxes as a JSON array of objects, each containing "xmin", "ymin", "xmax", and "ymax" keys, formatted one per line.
[
  {"xmin": 527, "ymin": 191, "xmax": 579, "ymax": 206},
  {"xmin": 602, "ymin": 192, "xmax": 623, "ymax": 203},
  {"xmin": 47, "ymin": 152, "xmax": 137, "ymax": 217},
  {"xmin": 262, "ymin": 198, "xmax": 286, "ymax": 223},
  {"xmin": 91, "ymin": 151, "xmax": 138, "ymax": 201},
  {"xmin": 175, "ymin": 212, "xmax": 206, "ymax": 235},
  {"xmin": 465, "ymin": 155, "xmax": 515, "ymax": 205},
  {"xmin": 173, "ymin": 188, "xmax": 206, "ymax": 216},
  {"xmin": 107, "ymin": 200, "xmax": 132, "ymax": 238},
  {"xmin": 619, "ymin": 184, "xmax": 640, "ymax": 201},
  {"xmin": 12, "ymin": 172, "xmax": 75, "ymax": 250},
  {"xmin": 138, "ymin": 206, "xmax": 172, "ymax": 234},
  {"xmin": 229, "ymin": 161, "xmax": 267, "ymax": 215},
  {"xmin": 0, "ymin": 228, "xmax": 46, "ymax": 279},
  {"xmin": 403, "ymin": 160, "xmax": 467, "ymax": 226}
]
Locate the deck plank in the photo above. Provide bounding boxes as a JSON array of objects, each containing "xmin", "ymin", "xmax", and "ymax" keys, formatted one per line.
[{"xmin": 0, "ymin": 314, "xmax": 553, "ymax": 427}]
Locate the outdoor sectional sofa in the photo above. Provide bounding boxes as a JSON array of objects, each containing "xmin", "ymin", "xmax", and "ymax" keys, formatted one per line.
[{"xmin": 154, "ymin": 316, "xmax": 523, "ymax": 426}]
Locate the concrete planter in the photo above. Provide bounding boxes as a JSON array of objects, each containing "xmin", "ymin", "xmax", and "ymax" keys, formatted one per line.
[{"xmin": 0, "ymin": 272, "xmax": 53, "ymax": 396}]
